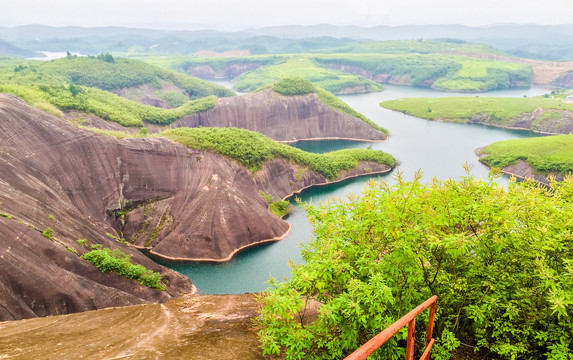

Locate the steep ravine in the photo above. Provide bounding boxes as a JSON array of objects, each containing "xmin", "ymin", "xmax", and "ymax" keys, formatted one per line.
[
  {"xmin": 172, "ymin": 89, "xmax": 387, "ymax": 142},
  {"xmin": 0, "ymin": 94, "xmax": 392, "ymax": 320}
]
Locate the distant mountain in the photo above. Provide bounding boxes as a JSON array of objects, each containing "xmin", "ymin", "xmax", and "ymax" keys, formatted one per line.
[
  {"xmin": 2, "ymin": 23, "xmax": 573, "ymax": 60},
  {"xmin": 0, "ymin": 40, "xmax": 41, "ymax": 58}
]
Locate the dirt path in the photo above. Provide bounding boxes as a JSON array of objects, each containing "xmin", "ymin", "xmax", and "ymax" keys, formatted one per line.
[{"xmin": 0, "ymin": 294, "xmax": 278, "ymax": 360}]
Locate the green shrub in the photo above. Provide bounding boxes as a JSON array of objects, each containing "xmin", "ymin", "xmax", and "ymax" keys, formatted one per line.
[
  {"xmin": 260, "ymin": 191, "xmax": 290, "ymax": 217},
  {"xmin": 0, "ymin": 213, "xmax": 12, "ymax": 219},
  {"xmin": 41, "ymin": 227, "xmax": 54, "ymax": 240},
  {"xmin": 81, "ymin": 247, "xmax": 165, "ymax": 290},
  {"xmin": 258, "ymin": 170, "xmax": 573, "ymax": 359},
  {"xmin": 161, "ymin": 90, "xmax": 190, "ymax": 108},
  {"xmin": 273, "ymin": 78, "xmax": 316, "ymax": 95}
]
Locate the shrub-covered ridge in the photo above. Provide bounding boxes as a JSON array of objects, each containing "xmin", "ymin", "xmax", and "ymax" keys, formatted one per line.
[{"xmin": 161, "ymin": 127, "xmax": 395, "ymax": 180}]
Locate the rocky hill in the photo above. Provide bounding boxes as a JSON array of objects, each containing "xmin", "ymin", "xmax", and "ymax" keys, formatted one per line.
[
  {"xmin": 173, "ymin": 89, "xmax": 388, "ymax": 142},
  {"xmin": 0, "ymin": 94, "xmax": 393, "ymax": 320}
]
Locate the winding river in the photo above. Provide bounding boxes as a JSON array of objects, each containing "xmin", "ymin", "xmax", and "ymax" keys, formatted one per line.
[{"xmin": 160, "ymin": 83, "xmax": 549, "ymax": 294}]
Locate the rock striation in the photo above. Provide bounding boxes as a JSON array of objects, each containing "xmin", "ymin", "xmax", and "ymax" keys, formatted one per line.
[{"xmin": 172, "ymin": 89, "xmax": 387, "ymax": 142}]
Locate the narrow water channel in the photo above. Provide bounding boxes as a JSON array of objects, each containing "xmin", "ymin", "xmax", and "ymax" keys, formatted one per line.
[{"xmin": 160, "ymin": 84, "xmax": 549, "ymax": 294}]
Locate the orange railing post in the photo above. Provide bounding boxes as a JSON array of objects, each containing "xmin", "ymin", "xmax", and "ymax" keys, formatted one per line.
[{"xmin": 344, "ymin": 295, "xmax": 438, "ymax": 360}]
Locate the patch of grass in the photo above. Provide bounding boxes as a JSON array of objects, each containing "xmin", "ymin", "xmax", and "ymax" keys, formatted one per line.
[
  {"xmin": 160, "ymin": 91, "xmax": 189, "ymax": 108},
  {"xmin": 42, "ymin": 227, "xmax": 54, "ymax": 240},
  {"xmin": 272, "ymin": 78, "xmax": 316, "ymax": 95},
  {"xmin": 0, "ymin": 213, "xmax": 12, "ymax": 219},
  {"xmin": 161, "ymin": 127, "xmax": 395, "ymax": 180},
  {"xmin": 259, "ymin": 191, "xmax": 290, "ymax": 217},
  {"xmin": 479, "ymin": 134, "xmax": 573, "ymax": 174},
  {"xmin": 81, "ymin": 247, "xmax": 165, "ymax": 290}
]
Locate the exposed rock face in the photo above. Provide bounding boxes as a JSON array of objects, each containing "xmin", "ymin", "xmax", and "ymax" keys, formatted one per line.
[
  {"xmin": 0, "ymin": 95, "xmax": 196, "ymax": 321},
  {"xmin": 468, "ymin": 108, "xmax": 573, "ymax": 135},
  {"xmin": 552, "ymin": 71, "xmax": 573, "ymax": 88},
  {"xmin": 173, "ymin": 89, "xmax": 387, "ymax": 142},
  {"xmin": 0, "ymin": 94, "xmax": 391, "ymax": 320}
]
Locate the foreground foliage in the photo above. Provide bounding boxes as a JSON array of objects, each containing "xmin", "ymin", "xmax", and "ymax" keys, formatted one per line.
[
  {"xmin": 480, "ymin": 134, "xmax": 573, "ymax": 174},
  {"xmin": 258, "ymin": 169, "xmax": 573, "ymax": 359},
  {"xmin": 162, "ymin": 127, "xmax": 395, "ymax": 179},
  {"xmin": 82, "ymin": 246, "xmax": 165, "ymax": 290}
]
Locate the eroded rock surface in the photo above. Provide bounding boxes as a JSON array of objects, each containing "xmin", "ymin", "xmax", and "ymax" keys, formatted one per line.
[
  {"xmin": 173, "ymin": 89, "xmax": 387, "ymax": 142},
  {"xmin": 0, "ymin": 95, "xmax": 196, "ymax": 321}
]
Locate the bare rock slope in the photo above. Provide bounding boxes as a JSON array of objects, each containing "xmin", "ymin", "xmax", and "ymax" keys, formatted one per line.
[{"xmin": 173, "ymin": 89, "xmax": 387, "ymax": 142}]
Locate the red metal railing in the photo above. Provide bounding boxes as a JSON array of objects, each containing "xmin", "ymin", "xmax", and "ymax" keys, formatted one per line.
[{"xmin": 344, "ymin": 295, "xmax": 438, "ymax": 360}]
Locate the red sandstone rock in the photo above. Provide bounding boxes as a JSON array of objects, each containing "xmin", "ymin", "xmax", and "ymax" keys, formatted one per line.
[{"xmin": 173, "ymin": 89, "xmax": 387, "ymax": 142}]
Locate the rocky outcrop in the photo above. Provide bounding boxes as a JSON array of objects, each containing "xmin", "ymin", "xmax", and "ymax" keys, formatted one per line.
[
  {"xmin": 467, "ymin": 108, "xmax": 573, "ymax": 135},
  {"xmin": 173, "ymin": 89, "xmax": 387, "ymax": 142},
  {"xmin": 0, "ymin": 94, "xmax": 392, "ymax": 320},
  {"xmin": 0, "ymin": 95, "xmax": 196, "ymax": 321}
]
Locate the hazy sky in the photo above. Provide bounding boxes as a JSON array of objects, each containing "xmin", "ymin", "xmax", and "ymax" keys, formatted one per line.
[{"xmin": 2, "ymin": 0, "xmax": 572, "ymax": 30}]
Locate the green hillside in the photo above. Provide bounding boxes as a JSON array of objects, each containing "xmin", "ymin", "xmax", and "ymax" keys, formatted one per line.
[
  {"xmin": 1, "ymin": 54, "xmax": 234, "ymax": 99},
  {"xmin": 479, "ymin": 134, "xmax": 573, "ymax": 175},
  {"xmin": 380, "ymin": 94, "xmax": 573, "ymax": 127}
]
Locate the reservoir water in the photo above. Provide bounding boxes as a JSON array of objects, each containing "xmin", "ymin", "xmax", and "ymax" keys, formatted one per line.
[{"xmin": 160, "ymin": 84, "xmax": 549, "ymax": 294}]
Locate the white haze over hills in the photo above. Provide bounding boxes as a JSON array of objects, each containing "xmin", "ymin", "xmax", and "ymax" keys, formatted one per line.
[{"xmin": 1, "ymin": 0, "xmax": 572, "ymax": 30}]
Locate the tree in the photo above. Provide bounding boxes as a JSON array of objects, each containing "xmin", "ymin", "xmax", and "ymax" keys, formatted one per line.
[{"xmin": 257, "ymin": 167, "xmax": 573, "ymax": 359}]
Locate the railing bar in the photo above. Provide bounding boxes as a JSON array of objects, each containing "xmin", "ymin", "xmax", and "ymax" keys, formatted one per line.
[
  {"xmin": 419, "ymin": 338, "xmax": 435, "ymax": 360},
  {"xmin": 406, "ymin": 318, "xmax": 416, "ymax": 360},
  {"xmin": 344, "ymin": 295, "xmax": 437, "ymax": 360},
  {"xmin": 425, "ymin": 301, "xmax": 437, "ymax": 347}
]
